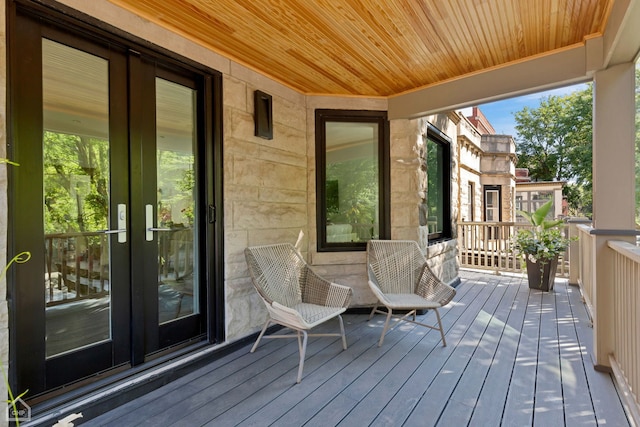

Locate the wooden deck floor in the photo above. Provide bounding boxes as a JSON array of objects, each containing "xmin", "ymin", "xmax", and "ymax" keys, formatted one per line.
[{"xmin": 84, "ymin": 270, "xmax": 630, "ymax": 427}]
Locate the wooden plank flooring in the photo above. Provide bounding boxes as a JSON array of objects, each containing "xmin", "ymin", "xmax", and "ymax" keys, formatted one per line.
[{"xmin": 83, "ymin": 270, "xmax": 630, "ymax": 427}]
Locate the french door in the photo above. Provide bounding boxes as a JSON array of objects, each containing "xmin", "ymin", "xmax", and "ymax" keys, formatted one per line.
[{"xmin": 9, "ymin": 7, "xmax": 222, "ymax": 398}]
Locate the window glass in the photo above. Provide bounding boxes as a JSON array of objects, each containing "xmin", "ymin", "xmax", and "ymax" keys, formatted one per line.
[
  {"xmin": 316, "ymin": 111, "xmax": 388, "ymax": 250},
  {"xmin": 155, "ymin": 77, "xmax": 199, "ymax": 323},
  {"xmin": 467, "ymin": 182, "xmax": 474, "ymax": 221},
  {"xmin": 425, "ymin": 132, "xmax": 451, "ymax": 239},
  {"xmin": 325, "ymin": 122, "xmax": 379, "ymax": 243},
  {"xmin": 42, "ymin": 38, "xmax": 112, "ymax": 357},
  {"xmin": 516, "ymin": 190, "xmax": 553, "ymax": 221},
  {"xmin": 485, "ymin": 188, "xmax": 500, "ymax": 221}
]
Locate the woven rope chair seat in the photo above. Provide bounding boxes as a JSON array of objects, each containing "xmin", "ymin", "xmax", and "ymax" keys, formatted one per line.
[
  {"xmin": 293, "ymin": 303, "xmax": 347, "ymax": 328},
  {"xmin": 376, "ymin": 293, "xmax": 441, "ymax": 309}
]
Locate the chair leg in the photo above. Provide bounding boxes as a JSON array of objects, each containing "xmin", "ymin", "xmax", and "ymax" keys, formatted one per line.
[
  {"xmin": 250, "ymin": 319, "xmax": 271, "ymax": 353},
  {"xmin": 296, "ymin": 330, "xmax": 308, "ymax": 384},
  {"xmin": 368, "ymin": 305, "xmax": 378, "ymax": 321},
  {"xmin": 337, "ymin": 315, "xmax": 347, "ymax": 350},
  {"xmin": 434, "ymin": 308, "xmax": 446, "ymax": 347},
  {"xmin": 378, "ymin": 308, "xmax": 393, "ymax": 347}
]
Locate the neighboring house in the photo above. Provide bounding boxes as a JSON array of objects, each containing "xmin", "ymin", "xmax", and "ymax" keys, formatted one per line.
[
  {"xmin": 515, "ymin": 168, "xmax": 566, "ymax": 221},
  {"xmin": 457, "ymin": 109, "xmax": 565, "ymax": 226},
  {"xmin": 457, "ymin": 108, "xmax": 517, "ymax": 224}
]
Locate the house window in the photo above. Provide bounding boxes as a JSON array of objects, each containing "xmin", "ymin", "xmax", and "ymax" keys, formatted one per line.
[
  {"xmin": 315, "ymin": 110, "xmax": 389, "ymax": 251},
  {"xmin": 467, "ymin": 182, "xmax": 475, "ymax": 221},
  {"xmin": 515, "ymin": 195, "xmax": 523, "ymax": 212},
  {"xmin": 425, "ymin": 126, "xmax": 452, "ymax": 240},
  {"xmin": 484, "ymin": 186, "xmax": 501, "ymax": 221},
  {"xmin": 516, "ymin": 190, "xmax": 554, "ymax": 222}
]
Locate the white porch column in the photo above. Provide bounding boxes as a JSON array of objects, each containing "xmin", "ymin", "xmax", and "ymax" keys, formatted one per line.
[{"xmin": 591, "ymin": 62, "xmax": 637, "ymax": 369}]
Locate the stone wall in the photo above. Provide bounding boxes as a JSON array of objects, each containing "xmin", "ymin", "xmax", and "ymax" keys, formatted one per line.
[
  {"xmin": 223, "ymin": 75, "xmax": 310, "ymax": 340},
  {"xmin": 427, "ymin": 239, "xmax": 459, "ymax": 284},
  {"xmin": 389, "ymin": 114, "xmax": 459, "ymax": 286}
]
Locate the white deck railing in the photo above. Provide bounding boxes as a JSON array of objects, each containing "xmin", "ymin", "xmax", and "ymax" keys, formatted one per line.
[
  {"xmin": 457, "ymin": 221, "xmax": 569, "ymax": 277},
  {"xmin": 576, "ymin": 225, "xmax": 596, "ymax": 322},
  {"xmin": 608, "ymin": 240, "xmax": 640, "ymax": 424}
]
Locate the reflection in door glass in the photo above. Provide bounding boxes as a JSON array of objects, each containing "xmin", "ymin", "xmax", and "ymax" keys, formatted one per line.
[
  {"xmin": 42, "ymin": 39, "xmax": 111, "ymax": 357},
  {"xmin": 156, "ymin": 78, "xmax": 199, "ymax": 324}
]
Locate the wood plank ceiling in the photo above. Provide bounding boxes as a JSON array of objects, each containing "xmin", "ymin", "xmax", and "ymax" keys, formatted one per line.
[{"xmin": 108, "ymin": 0, "xmax": 613, "ymax": 97}]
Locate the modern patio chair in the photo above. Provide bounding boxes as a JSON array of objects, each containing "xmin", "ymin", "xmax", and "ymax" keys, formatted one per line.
[
  {"xmin": 366, "ymin": 240, "xmax": 456, "ymax": 347},
  {"xmin": 244, "ymin": 243, "xmax": 353, "ymax": 383}
]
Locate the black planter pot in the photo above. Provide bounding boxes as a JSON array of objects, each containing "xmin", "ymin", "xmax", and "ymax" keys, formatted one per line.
[{"xmin": 525, "ymin": 255, "xmax": 558, "ymax": 291}]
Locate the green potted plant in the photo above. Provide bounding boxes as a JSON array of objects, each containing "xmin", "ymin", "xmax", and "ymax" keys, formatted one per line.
[{"xmin": 512, "ymin": 200, "xmax": 571, "ymax": 291}]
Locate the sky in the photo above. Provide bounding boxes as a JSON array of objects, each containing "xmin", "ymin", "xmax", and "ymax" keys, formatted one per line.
[{"xmin": 468, "ymin": 83, "xmax": 589, "ymax": 138}]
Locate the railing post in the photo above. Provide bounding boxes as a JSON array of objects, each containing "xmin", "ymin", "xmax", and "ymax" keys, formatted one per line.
[
  {"xmin": 567, "ymin": 218, "xmax": 591, "ymax": 286},
  {"xmin": 591, "ymin": 230, "xmax": 636, "ymax": 370},
  {"xmin": 590, "ymin": 63, "xmax": 637, "ymax": 370}
]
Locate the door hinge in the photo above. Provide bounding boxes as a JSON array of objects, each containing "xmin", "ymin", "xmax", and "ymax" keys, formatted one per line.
[{"xmin": 208, "ymin": 205, "xmax": 216, "ymax": 223}]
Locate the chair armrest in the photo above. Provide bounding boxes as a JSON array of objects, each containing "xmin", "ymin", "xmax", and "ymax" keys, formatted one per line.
[
  {"xmin": 302, "ymin": 267, "xmax": 352, "ymax": 308},
  {"xmin": 367, "ymin": 279, "xmax": 388, "ymax": 305},
  {"xmin": 270, "ymin": 301, "xmax": 307, "ymax": 329},
  {"xmin": 415, "ymin": 264, "xmax": 456, "ymax": 306}
]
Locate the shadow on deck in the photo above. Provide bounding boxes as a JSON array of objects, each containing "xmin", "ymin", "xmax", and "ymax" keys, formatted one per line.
[{"xmin": 83, "ymin": 270, "xmax": 630, "ymax": 426}]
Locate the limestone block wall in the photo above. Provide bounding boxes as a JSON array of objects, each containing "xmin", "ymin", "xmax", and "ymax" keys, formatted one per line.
[
  {"xmin": 223, "ymin": 75, "xmax": 309, "ymax": 340},
  {"xmin": 427, "ymin": 239, "xmax": 459, "ymax": 284},
  {"xmin": 389, "ymin": 118, "xmax": 423, "ymax": 243},
  {"xmin": 388, "ymin": 115, "xmax": 460, "ymax": 287}
]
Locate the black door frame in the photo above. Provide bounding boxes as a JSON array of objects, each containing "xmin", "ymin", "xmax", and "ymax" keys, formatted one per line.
[{"xmin": 7, "ymin": 0, "xmax": 225, "ymax": 400}]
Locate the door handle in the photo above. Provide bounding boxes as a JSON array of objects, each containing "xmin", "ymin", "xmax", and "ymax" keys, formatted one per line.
[
  {"xmin": 145, "ymin": 205, "xmax": 174, "ymax": 240},
  {"xmin": 102, "ymin": 204, "xmax": 127, "ymax": 243},
  {"xmin": 147, "ymin": 227, "xmax": 173, "ymax": 232},
  {"xmin": 146, "ymin": 205, "xmax": 186, "ymax": 240},
  {"xmin": 103, "ymin": 229, "xmax": 127, "ymax": 234},
  {"xmin": 146, "ymin": 204, "xmax": 155, "ymax": 241}
]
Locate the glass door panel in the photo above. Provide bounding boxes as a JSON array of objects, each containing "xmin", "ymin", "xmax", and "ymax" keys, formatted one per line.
[
  {"xmin": 155, "ymin": 78, "xmax": 199, "ymax": 324},
  {"xmin": 42, "ymin": 39, "xmax": 114, "ymax": 357}
]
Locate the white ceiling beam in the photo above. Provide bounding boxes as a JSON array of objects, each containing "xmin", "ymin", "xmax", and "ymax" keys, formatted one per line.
[
  {"xmin": 388, "ymin": 45, "xmax": 590, "ymax": 120},
  {"xmin": 389, "ymin": 0, "xmax": 640, "ymax": 120}
]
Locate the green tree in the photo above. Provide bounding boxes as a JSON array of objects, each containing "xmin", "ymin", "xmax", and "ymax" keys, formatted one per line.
[
  {"xmin": 43, "ymin": 131, "xmax": 109, "ymax": 234},
  {"xmin": 513, "ymin": 86, "xmax": 593, "ymax": 217},
  {"xmin": 326, "ymin": 158, "xmax": 378, "ymax": 231}
]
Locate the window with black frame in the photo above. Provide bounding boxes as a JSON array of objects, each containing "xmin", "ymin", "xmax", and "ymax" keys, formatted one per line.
[
  {"xmin": 424, "ymin": 126, "xmax": 452, "ymax": 241},
  {"xmin": 316, "ymin": 110, "xmax": 389, "ymax": 251}
]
